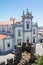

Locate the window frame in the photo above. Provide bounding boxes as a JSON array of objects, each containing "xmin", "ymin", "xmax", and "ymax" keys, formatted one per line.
[
  {"xmin": 7, "ymin": 43, "xmax": 10, "ymax": 47},
  {"xmin": 26, "ymin": 23, "xmax": 29, "ymax": 29}
]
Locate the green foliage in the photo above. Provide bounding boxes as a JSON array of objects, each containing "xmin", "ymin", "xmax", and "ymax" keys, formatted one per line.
[{"xmin": 33, "ymin": 55, "xmax": 43, "ymax": 65}]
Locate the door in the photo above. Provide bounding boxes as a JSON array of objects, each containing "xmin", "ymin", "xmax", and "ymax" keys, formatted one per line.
[{"xmin": 26, "ymin": 37, "xmax": 29, "ymax": 45}]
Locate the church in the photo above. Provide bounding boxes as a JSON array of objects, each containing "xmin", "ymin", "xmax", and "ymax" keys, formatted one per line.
[
  {"xmin": 0, "ymin": 9, "xmax": 38, "ymax": 52},
  {"xmin": 14, "ymin": 9, "xmax": 38, "ymax": 46}
]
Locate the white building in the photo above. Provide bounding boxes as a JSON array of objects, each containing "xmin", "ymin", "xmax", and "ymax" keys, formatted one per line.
[
  {"xmin": 0, "ymin": 34, "xmax": 13, "ymax": 53},
  {"xmin": 0, "ymin": 9, "xmax": 38, "ymax": 48},
  {"xmin": 14, "ymin": 9, "xmax": 38, "ymax": 45}
]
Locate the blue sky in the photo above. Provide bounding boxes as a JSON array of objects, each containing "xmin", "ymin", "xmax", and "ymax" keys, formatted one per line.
[{"xmin": 0, "ymin": 0, "xmax": 43, "ymax": 26}]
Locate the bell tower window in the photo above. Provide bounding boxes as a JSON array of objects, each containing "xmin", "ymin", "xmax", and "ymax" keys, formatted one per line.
[{"xmin": 27, "ymin": 23, "xmax": 29, "ymax": 29}]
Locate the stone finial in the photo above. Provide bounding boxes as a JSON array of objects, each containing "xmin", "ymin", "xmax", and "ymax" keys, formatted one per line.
[
  {"xmin": 23, "ymin": 10, "xmax": 24, "ymax": 15},
  {"xmin": 31, "ymin": 12, "xmax": 32, "ymax": 15},
  {"xmin": 27, "ymin": 8, "xmax": 28, "ymax": 14}
]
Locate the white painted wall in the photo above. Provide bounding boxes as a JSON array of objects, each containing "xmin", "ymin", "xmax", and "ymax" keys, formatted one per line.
[
  {"xmin": 23, "ymin": 19, "xmax": 32, "ymax": 43},
  {"xmin": 0, "ymin": 25, "xmax": 13, "ymax": 34},
  {"xmin": 0, "ymin": 36, "xmax": 13, "ymax": 52},
  {"xmin": 15, "ymin": 18, "xmax": 37, "ymax": 44}
]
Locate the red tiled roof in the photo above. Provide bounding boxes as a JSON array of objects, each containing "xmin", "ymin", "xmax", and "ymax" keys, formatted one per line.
[
  {"xmin": 0, "ymin": 34, "xmax": 6, "ymax": 39},
  {"xmin": 0, "ymin": 21, "xmax": 13, "ymax": 25},
  {"xmin": 0, "ymin": 20, "xmax": 21, "ymax": 25}
]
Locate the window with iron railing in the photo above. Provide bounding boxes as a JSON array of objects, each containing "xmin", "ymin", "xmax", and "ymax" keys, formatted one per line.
[{"xmin": 18, "ymin": 30, "xmax": 21, "ymax": 36}]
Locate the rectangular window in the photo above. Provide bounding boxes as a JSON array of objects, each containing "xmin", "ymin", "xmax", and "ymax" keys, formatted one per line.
[
  {"xmin": 7, "ymin": 43, "xmax": 10, "ymax": 47},
  {"xmin": 33, "ymin": 29, "xmax": 35, "ymax": 34},
  {"xmin": 33, "ymin": 38, "xmax": 35, "ymax": 43},
  {"xmin": 27, "ymin": 24, "xmax": 29, "ymax": 29},
  {"xmin": 18, "ymin": 30, "xmax": 21, "ymax": 36},
  {"xmin": 2, "ymin": 30, "xmax": 5, "ymax": 32},
  {"xmin": 7, "ymin": 31, "xmax": 11, "ymax": 33}
]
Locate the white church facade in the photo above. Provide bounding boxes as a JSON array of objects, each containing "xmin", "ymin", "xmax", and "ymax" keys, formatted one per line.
[
  {"xmin": 14, "ymin": 9, "xmax": 38, "ymax": 46},
  {"xmin": 0, "ymin": 9, "xmax": 38, "ymax": 52}
]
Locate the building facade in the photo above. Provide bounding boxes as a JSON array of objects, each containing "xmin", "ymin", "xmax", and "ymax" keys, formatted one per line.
[
  {"xmin": 0, "ymin": 9, "xmax": 38, "ymax": 47},
  {"xmin": 0, "ymin": 34, "xmax": 13, "ymax": 53},
  {"xmin": 14, "ymin": 9, "xmax": 38, "ymax": 46}
]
